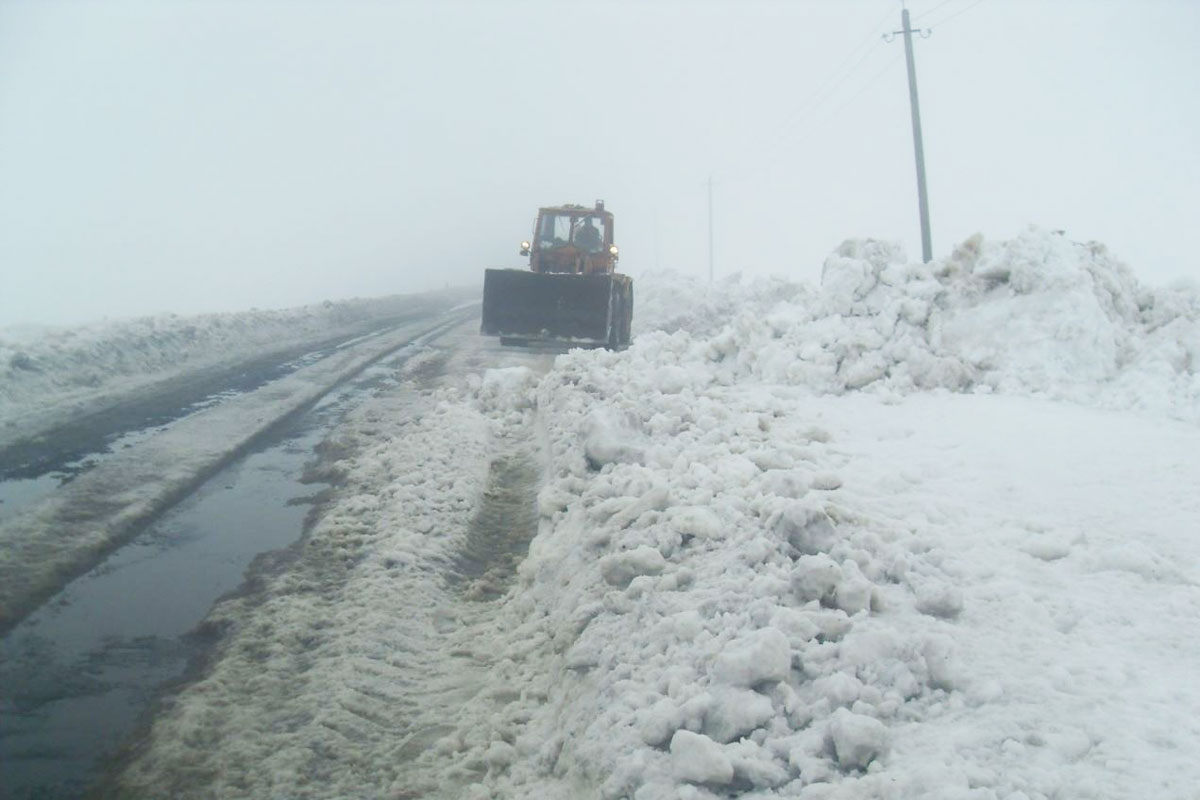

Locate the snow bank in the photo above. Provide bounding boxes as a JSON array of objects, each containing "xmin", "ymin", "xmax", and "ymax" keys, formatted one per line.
[
  {"xmin": 444, "ymin": 351, "xmax": 974, "ymax": 798},
  {"xmin": 474, "ymin": 370, "xmax": 1200, "ymax": 798},
  {"xmin": 632, "ymin": 269, "xmax": 806, "ymax": 339},
  {"xmin": 635, "ymin": 228, "xmax": 1200, "ymax": 424},
  {"xmin": 432, "ymin": 230, "xmax": 1200, "ymax": 797},
  {"xmin": 0, "ymin": 290, "xmax": 470, "ymax": 435}
]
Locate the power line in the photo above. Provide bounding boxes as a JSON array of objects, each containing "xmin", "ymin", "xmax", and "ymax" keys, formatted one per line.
[
  {"xmin": 792, "ymin": 51, "xmax": 903, "ymax": 145},
  {"xmin": 717, "ymin": 47, "xmax": 902, "ymax": 188},
  {"xmin": 720, "ymin": 5, "xmax": 897, "ymax": 179},
  {"xmin": 912, "ymin": 0, "xmax": 958, "ymax": 24},
  {"xmin": 772, "ymin": 5, "xmax": 896, "ymax": 130},
  {"xmin": 923, "ymin": 0, "xmax": 991, "ymax": 30},
  {"xmin": 718, "ymin": 50, "xmax": 902, "ymax": 184}
]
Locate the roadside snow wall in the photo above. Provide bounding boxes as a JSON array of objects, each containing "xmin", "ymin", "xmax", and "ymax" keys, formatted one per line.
[
  {"xmin": 440, "ymin": 229, "xmax": 1200, "ymax": 797},
  {"xmin": 635, "ymin": 227, "xmax": 1200, "ymax": 424}
]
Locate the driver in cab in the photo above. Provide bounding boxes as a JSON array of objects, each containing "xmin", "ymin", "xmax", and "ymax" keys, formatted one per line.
[{"xmin": 574, "ymin": 217, "xmax": 603, "ymax": 253}]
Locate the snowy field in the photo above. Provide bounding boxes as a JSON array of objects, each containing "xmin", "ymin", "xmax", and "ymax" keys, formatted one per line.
[{"xmin": 113, "ymin": 228, "xmax": 1200, "ymax": 798}]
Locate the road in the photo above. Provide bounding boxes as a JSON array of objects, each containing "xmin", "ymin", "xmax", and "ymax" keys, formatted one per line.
[
  {"xmin": 0, "ymin": 298, "xmax": 476, "ymax": 633},
  {"xmin": 0, "ymin": 297, "xmax": 531, "ymax": 798}
]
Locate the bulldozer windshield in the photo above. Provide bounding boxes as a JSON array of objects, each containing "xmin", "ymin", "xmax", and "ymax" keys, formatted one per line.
[
  {"xmin": 536, "ymin": 212, "xmax": 610, "ymax": 253},
  {"xmin": 537, "ymin": 214, "xmax": 573, "ymax": 249},
  {"xmin": 572, "ymin": 216, "xmax": 605, "ymax": 253}
]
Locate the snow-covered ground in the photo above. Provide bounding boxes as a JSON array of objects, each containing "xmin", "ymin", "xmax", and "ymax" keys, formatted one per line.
[
  {"xmin": 0, "ymin": 291, "xmax": 471, "ymax": 444},
  {"xmin": 113, "ymin": 228, "xmax": 1200, "ymax": 798}
]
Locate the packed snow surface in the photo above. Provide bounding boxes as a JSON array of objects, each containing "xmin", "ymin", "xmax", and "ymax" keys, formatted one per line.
[{"xmin": 115, "ymin": 228, "xmax": 1200, "ymax": 798}]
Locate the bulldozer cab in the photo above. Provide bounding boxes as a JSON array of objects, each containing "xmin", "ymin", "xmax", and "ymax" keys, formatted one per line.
[{"xmin": 526, "ymin": 202, "xmax": 616, "ymax": 275}]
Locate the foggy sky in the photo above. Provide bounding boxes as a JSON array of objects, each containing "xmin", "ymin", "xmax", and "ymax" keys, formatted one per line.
[{"xmin": 1, "ymin": 0, "xmax": 1197, "ymax": 326}]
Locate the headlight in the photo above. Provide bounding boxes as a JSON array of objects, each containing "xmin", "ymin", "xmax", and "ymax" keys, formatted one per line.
[{"xmin": 609, "ymin": 245, "xmax": 619, "ymax": 256}]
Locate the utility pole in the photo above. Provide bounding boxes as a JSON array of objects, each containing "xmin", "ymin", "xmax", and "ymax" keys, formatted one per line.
[
  {"xmin": 654, "ymin": 210, "xmax": 661, "ymax": 271},
  {"xmin": 887, "ymin": 6, "xmax": 933, "ymax": 263},
  {"xmin": 707, "ymin": 176, "xmax": 714, "ymax": 283}
]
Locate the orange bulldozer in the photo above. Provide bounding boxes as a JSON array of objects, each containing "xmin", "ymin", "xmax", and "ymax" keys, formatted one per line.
[{"xmin": 481, "ymin": 200, "xmax": 632, "ymax": 349}]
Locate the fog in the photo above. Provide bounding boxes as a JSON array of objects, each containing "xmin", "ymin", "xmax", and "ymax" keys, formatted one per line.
[{"xmin": 1, "ymin": 0, "xmax": 1196, "ymax": 326}]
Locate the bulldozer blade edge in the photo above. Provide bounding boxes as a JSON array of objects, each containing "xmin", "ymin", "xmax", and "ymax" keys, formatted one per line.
[{"xmin": 481, "ymin": 269, "xmax": 632, "ymax": 349}]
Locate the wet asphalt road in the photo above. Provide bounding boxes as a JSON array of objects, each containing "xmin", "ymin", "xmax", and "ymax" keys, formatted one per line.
[{"xmin": 0, "ymin": 305, "xmax": 474, "ymax": 799}]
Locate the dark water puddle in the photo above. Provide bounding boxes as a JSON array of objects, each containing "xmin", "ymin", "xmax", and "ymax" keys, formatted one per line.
[{"xmin": 0, "ymin": 343, "xmax": 433, "ymax": 799}]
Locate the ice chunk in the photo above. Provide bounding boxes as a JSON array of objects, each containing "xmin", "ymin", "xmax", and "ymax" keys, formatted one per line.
[
  {"xmin": 922, "ymin": 634, "xmax": 958, "ymax": 690},
  {"xmin": 834, "ymin": 559, "xmax": 873, "ymax": 615},
  {"xmin": 583, "ymin": 409, "xmax": 646, "ymax": 469},
  {"xmin": 747, "ymin": 449, "xmax": 795, "ymax": 470},
  {"xmin": 640, "ymin": 697, "xmax": 682, "ymax": 747},
  {"xmin": 1047, "ymin": 727, "xmax": 1093, "ymax": 761},
  {"xmin": 670, "ymin": 730, "xmax": 734, "ymax": 785},
  {"xmin": 826, "ymin": 708, "xmax": 891, "ymax": 770},
  {"xmin": 770, "ymin": 606, "xmax": 821, "ymax": 642},
  {"xmin": 703, "ymin": 687, "xmax": 775, "ymax": 743},
  {"xmin": 484, "ymin": 740, "xmax": 516, "ymax": 770},
  {"xmin": 813, "ymin": 671, "xmax": 862, "ymax": 709},
  {"xmin": 640, "ymin": 693, "xmax": 713, "ymax": 747},
  {"xmin": 914, "ymin": 582, "xmax": 964, "ymax": 618},
  {"xmin": 791, "ymin": 553, "xmax": 842, "ymax": 604},
  {"xmin": 667, "ymin": 506, "xmax": 725, "ymax": 541},
  {"xmin": 608, "ymin": 485, "xmax": 671, "ymax": 530},
  {"xmin": 672, "ymin": 609, "xmax": 705, "ymax": 641},
  {"xmin": 1020, "ymin": 535, "xmax": 1073, "ymax": 561},
  {"xmin": 759, "ymin": 469, "xmax": 809, "ymax": 499},
  {"xmin": 711, "ymin": 628, "xmax": 791, "ymax": 687},
  {"xmin": 772, "ymin": 503, "xmax": 837, "ymax": 555},
  {"xmin": 478, "ymin": 366, "xmax": 536, "ymax": 409},
  {"xmin": 727, "ymin": 739, "xmax": 790, "ymax": 789},
  {"xmin": 811, "ymin": 472, "xmax": 843, "ymax": 491},
  {"xmin": 599, "ymin": 546, "xmax": 666, "ymax": 587}
]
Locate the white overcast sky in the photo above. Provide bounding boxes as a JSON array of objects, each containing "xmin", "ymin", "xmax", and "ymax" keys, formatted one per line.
[{"xmin": 1, "ymin": 0, "xmax": 1197, "ymax": 325}]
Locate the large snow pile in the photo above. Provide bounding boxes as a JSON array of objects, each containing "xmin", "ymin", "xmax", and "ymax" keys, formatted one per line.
[
  {"xmin": 440, "ymin": 372, "xmax": 1200, "ymax": 799},
  {"xmin": 419, "ymin": 230, "xmax": 1199, "ymax": 798},
  {"xmin": 0, "ymin": 291, "xmax": 467, "ymax": 432},
  {"xmin": 636, "ymin": 228, "xmax": 1200, "ymax": 423}
]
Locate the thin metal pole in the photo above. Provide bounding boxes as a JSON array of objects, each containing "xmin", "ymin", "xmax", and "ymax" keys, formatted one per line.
[
  {"xmin": 653, "ymin": 209, "xmax": 661, "ymax": 271},
  {"xmin": 901, "ymin": 8, "xmax": 933, "ymax": 262},
  {"xmin": 707, "ymin": 176, "xmax": 714, "ymax": 282}
]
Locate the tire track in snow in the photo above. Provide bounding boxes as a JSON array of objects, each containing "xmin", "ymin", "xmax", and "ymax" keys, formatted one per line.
[{"xmin": 453, "ymin": 451, "xmax": 541, "ymax": 601}]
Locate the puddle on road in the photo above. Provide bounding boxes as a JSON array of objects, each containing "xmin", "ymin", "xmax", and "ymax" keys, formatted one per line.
[
  {"xmin": 0, "ymin": 346, "xmax": 430, "ymax": 800},
  {"xmin": 0, "ymin": 319, "xmax": 412, "ymax": 486},
  {"xmin": 0, "ymin": 430, "xmax": 326, "ymax": 798},
  {"xmin": 0, "ymin": 423, "xmax": 184, "ymax": 525}
]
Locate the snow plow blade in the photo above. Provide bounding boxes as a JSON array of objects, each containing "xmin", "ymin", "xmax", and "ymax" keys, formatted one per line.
[{"xmin": 481, "ymin": 269, "xmax": 632, "ymax": 348}]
